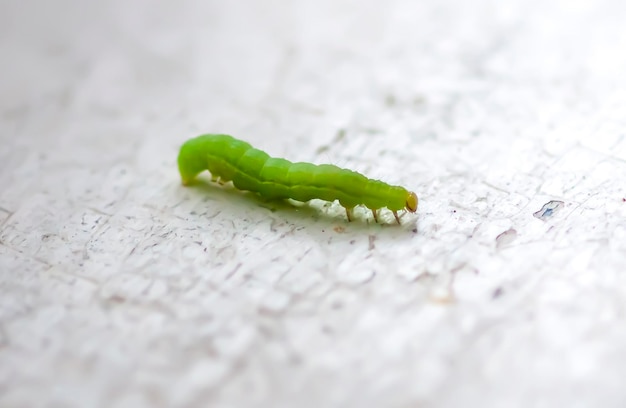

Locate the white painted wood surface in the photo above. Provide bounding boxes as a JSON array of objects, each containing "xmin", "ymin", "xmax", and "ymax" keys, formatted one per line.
[{"xmin": 2, "ymin": 0, "xmax": 626, "ymax": 407}]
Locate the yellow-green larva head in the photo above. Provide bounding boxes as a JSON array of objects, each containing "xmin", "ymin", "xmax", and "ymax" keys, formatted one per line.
[{"xmin": 405, "ymin": 191, "xmax": 418, "ymax": 212}]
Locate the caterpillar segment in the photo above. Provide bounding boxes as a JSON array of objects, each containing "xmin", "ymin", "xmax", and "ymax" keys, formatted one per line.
[{"xmin": 177, "ymin": 134, "xmax": 419, "ymax": 224}]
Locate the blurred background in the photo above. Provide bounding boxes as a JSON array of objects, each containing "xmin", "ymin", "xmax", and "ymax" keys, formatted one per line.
[{"xmin": 1, "ymin": 0, "xmax": 626, "ymax": 407}]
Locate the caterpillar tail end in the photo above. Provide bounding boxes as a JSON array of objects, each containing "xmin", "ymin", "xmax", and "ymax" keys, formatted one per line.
[
  {"xmin": 178, "ymin": 162, "xmax": 199, "ymax": 186},
  {"xmin": 178, "ymin": 138, "xmax": 208, "ymax": 187}
]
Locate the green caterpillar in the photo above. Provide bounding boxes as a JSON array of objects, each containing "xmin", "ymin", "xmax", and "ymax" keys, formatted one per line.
[{"xmin": 177, "ymin": 134, "xmax": 418, "ymax": 223}]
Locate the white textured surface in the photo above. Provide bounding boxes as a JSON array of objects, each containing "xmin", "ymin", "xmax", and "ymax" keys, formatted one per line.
[{"xmin": 2, "ymin": 0, "xmax": 626, "ymax": 407}]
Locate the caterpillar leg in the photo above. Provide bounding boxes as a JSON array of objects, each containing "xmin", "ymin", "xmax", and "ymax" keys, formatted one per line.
[
  {"xmin": 393, "ymin": 211, "xmax": 401, "ymax": 224},
  {"xmin": 372, "ymin": 209, "xmax": 378, "ymax": 223},
  {"xmin": 345, "ymin": 207, "xmax": 353, "ymax": 222}
]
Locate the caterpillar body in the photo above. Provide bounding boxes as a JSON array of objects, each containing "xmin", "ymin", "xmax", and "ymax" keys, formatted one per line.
[{"xmin": 177, "ymin": 134, "xmax": 418, "ymax": 224}]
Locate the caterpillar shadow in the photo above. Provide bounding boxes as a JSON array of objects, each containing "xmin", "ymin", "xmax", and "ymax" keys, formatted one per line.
[{"xmin": 181, "ymin": 178, "xmax": 418, "ymax": 233}]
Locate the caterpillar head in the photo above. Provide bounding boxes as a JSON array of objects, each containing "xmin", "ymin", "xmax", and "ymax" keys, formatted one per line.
[{"xmin": 405, "ymin": 191, "xmax": 418, "ymax": 213}]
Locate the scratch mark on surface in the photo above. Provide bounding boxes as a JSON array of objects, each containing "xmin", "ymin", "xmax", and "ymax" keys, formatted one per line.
[
  {"xmin": 316, "ymin": 129, "xmax": 346, "ymax": 155},
  {"xmin": 224, "ymin": 263, "xmax": 242, "ymax": 281},
  {"xmin": 496, "ymin": 228, "xmax": 518, "ymax": 248},
  {"xmin": 482, "ymin": 181, "xmax": 509, "ymax": 193}
]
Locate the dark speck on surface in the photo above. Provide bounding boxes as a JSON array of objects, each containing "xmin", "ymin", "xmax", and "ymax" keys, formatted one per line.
[{"xmin": 492, "ymin": 287, "xmax": 504, "ymax": 299}]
